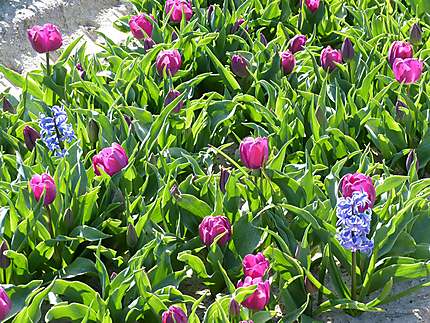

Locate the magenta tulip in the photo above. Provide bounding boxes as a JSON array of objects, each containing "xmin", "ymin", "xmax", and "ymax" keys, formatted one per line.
[
  {"xmin": 144, "ymin": 38, "xmax": 156, "ymax": 51},
  {"xmin": 92, "ymin": 143, "xmax": 129, "ymax": 177},
  {"xmin": 320, "ymin": 46, "xmax": 342, "ymax": 71},
  {"xmin": 305, "ymin": 0, "xmax": 320, "ymax": 13},
  {"xmin": 156, "ymin": 49, "xmax": 182, "ymax": 76},
  {"xmin": 388, "ymin": 41, "xmax": 413, "ymax": 66},
  {"xmin": 341, "ymin": 173, "xmax": 376, "ymax": 211},
  {"xmin": 164, "ymin": 89, "xmax": 184, "ymax": 112},
  {"xmin": 29, "ymin": 173, "xmax": 56, "ymax": 206},
  {"xmin": 237, "ymin": 276, "xmax": 270, "ymax": 311},
  {"xmin": 129, "ymin": 14, "xmax": 153, "ymax": 39},
  {"xmin": 165, "ymin": 0, "xmax": 193, "ymax": 23},
  {"xmin": 243, "ymin": 252, "xmax": 270, "ymax": 278},
  {"xmin": 231, "ymin": 55, "xmax": 249, "ymax": 78},
  {"xmin": 280, "ymin": 50, "xmax": 296, "ymax": 74},
  {"xmin": 27, "ymin": 23, "xmax": 62, "ymax": 53},
  {"xmin": 289, "ymin": 35, "xmax": 307, "ymax": 53},
  {"xmin": 199, "ymin": 215, "xmax": 232, "ymax": 246},
  {"xmin": 161, "ymin": 306, "xmax": 188, "ymax": 323},
  {"xmin": 392, "ymin": 58, "xmax": 423, "ymax": 84},
  {"xmin": 0, "ymin": 287, "xmax": 11, "ymax": 321},
  {"xmin": 239, "ymin": 137, "xmax": 269, "ymax": 169}
]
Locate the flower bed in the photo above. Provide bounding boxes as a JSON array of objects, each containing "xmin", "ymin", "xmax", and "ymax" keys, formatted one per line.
[{"xmin": 0, "ymin": 0, "xmax": 429, "ymax": 322}]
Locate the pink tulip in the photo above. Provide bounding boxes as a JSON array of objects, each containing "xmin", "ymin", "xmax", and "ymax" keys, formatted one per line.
[
  {"xmin": 289, "ymin": 35, "xmax": 307, "ymax": 54},
  {"xmin": 239, "ymin": 137, "xmax": 269, "ymax": 169},
  {"xmin": 305, "ymin": 0, "xmax": 320, "ymax": 13},
  {"xmin": 164, "ymin": 89, "xmax": 184, "ymax": 112},
  {"xmin": 129, "ymin": 14, "xmax": 153, "ymax": 39},
  {"xmin": 243, "ymin": 252, "xmax": 270, "ymax": 278},
  {"xmin": 392, "ymin": 58, "xmax": 423, "ymax": 84},
  {"xmin": 387, "ymin": 41, "xmax": 413, "ymax": 66},
  {"xmin": 156, "ymin": 49, "xmax": 182, "ymax": 76},
  {"xmin": 27, "ymin": 24, "xmax": 62, "ymax": 53},
  {"xmin": 231, "ymin": 55, "xmax": 249, "ymax": 78},
  {"xmin": 161, "ymin": 306, "xmax": 188, "ymax": 323},
  {"xmin": 92, "ymin": 143, "xmax": 129, "ymax": 177},
  {"xmin": 0, "ymin": 287, "xmax": 11, "ymax": 321},
  {"xmin": 341, "ymin": 173, "xmax": 376, "ymax": 211},
  {"xmin": 165, "ymin": 0, "xmax": 193, "ymax": 23},
  {"xmin": 280, "ymin": 50, "xmax": 296, "ymax": 74},
  {"xmin": 237, "ymin": 276, "xmax": 270, "ymax": 311},
  {"xmin": 320, "ymin": 46, "xmax": 342, "ymax": 71},
  {"xmin": 29, "ymin": 173, "xmax": 56, "ymax": 206},
  {"xmin": 199, "ymin": 216, "xmax": 232, "ymax": 246}
]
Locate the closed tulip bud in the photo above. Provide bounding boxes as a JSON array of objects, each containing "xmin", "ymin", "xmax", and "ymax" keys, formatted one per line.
[
  {"xmin": 124, "ymin": 114, "xmax": 133, "ymax": 127},
  {"xmin": 129, "ymin": 14, "xmax": 153, "ymax": 39},
  {"xmin": 87, "ymin": 119, "xmax": 99, "ymax": 145},
  {"xmin": 2, "ymin": 98, "xmax": 14, "ymax": 114},
  {"xmin": 29, "ymin": 173, "xmax": 56, "ymax": 206},
  {"xmin": 260, "ymin": 33, "xmax": 268, "ymax": 46},
  {"xmin": 93, "ymin": 143, "xmax": 128, "ymax": 176},
  {"xmin": 231, "ymin": 54, "xmax": 249, "ymax": 78},
  {"xmin": 165, "ymin": 0, "xmax": 193, "ymax": 23},
  {"xmin": 0, "ymin": 241, "xmax": 10, "ymax": 268},
  {"xmin": 231, "ymin": 18, "xmax": 246, "ymax": 34},
  {"xmin": 144, "ymin": 37, "xmax": 155, "ymax": 51},
  {"xmin": 341, "ymin": 173, "xmax": 376, "ymax": 211},
  {"xmin": 219, "ymin": 167, "xmax": 230, "ymax": 193},
  {"xmin": 305, "ymin": 0, "xmax": 320, "ymax": 13},
  {"xmin": 0, "ymin": 287, "xmax": 11, "ymax": 321},
  {"xmin": 172, "ymin": 31, "xmax": 178, "ymax": 41},
  {"xmin": 63, "ymin": 208, "xmax": 74, "ymax": 229},
  {"xmin": 207, "ymin": 5, "xmax": 215, "ymax": 24},
  {"xmin": 229, "ymin": 299, "xmax": 240, "ymax": 318},
  {"xmin": 393, "ymin": 58, "xmax": 423, "ymax": 84},
  {"xmin": 127, "ymin": 223, "xmax": 138, "ymax": 248},
  {"xmin": 395, "ymin": 100, "xmax": 407, "ymax": 121},
  {"xmin": 23, "ymin": 125, "xmax": 40, "ymax": 151},
  {"xmin": 161, "ymin": 306, "xmax": 188, "ymax": 323},
  {"xmin": 240, "ymin": 137, "xmax": 269, "ymax": 169},
  {"xmin": 387, "ymin": 41, "xmax": 413, "ymax": 66},
  {"xmin": 280, "ymin": 50, "xmax": 296, "ymax": 74},
  {"xmin": 406, "ymin": 149, "xmax": 419, "ymax": 172},
  {"xmin": 110, "ymin": 272, "xmax": 117, "ymax": 280},
  {"xmin": 164, "ymin": 89, "xmax": 184, "ymax": 112},
  {"xmin": 289, "ymin": 35, "xmax": 307, "ymax": 53},
  {"xmin": 410, "ymin": 23, "xmax": 422, "ymax": 45},
  {"xmin": 199, "ymin": 215, "xmax": 232, "ymax": 246},
  {"xmin": 341, "ymin": 38, "xmax": 354, "ymax": 62},
  {"xmin": 156, "ymin": 49, "xmax": 182, "ymax": 76},
  {"xmin": 320, "ymin": 46, "xmax": 343, "ymax": 71},
  {"xmin": 27, "ymin": 23, "xmax": 63, "ymax": 53},
  {"xmin": 237, "ymin": 276, "xmax": 270, "ymax": 311}
]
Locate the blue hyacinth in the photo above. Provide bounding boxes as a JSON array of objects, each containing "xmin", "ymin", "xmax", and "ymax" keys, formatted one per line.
[
  {"xmin": 336, "ymin": 191, "xmax": 374, "ymax": 255},
  {"xmin": 39, "ymin": 105, "xmax": 75, "ymax": 157}
]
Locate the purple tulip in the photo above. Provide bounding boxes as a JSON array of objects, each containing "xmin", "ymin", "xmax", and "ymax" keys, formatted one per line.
[
  {"xmin": 231, "ymin": 55, "xmax": 249, "ymax": 78},
  {"xmin": 199, "ymin": 215, "xmax": 232, "ymax": 246},
  {"xmin": 0, "ymin": 241, "xmax": 10, "ymax": 268},
  {"xmin": 392, "ymin": 58, "xmax": 423, "ymax": 84},
  {"xmin": 280, "ymin": 50, "xmax": 295, "ymax": 74},
  {"xmin": 341, "ymin": 173, "xmax": 376, "ymax": 211},
  {"xmin": 387, "ymin": 41, "xmax": 413, "ymax": 66},
  {"xmin": 243, "ymin": 252, "xmax": 270, "ymax": 278},
  {"xmin": 237, "ymin": 276, "xmax": 270, "ymax": 311},
  {"xmin": 161, "ymin": 306, "xmax": 188, "ymax": 323},
  {"xmin": 320, "ymin": 46, "xmax": 342, "ymax": 71},
  {"xmin": 92, "ymin": 143, "xmax": 129, "ymax": 176},
  {"xmin": 23, "ymin": 125, "xmax": 40, "ymax": 151},
  {"xmin": 0, "ymin": 287, "xmax": 11, "ymax": 321},
  {"xmin": 156, "ymin": 49, "xmax": 182, "ymax": 76},
  {"xmin": 406, "ymin": 149, "xmax": 419, "ymax": 172},
  {"xmin": 30, "ymin": 173, "xmax": 56, "ymax": 206},
  {"xmin": 219, "ymin": 167, "xmax": 230, "ymax": 194},
  {"xmin": 260, "ymin": 33, "xmax": 268, "ymax": 46},
  {"xmin": 410, "ymin": 23, "xmax": 422, "ymax": 45},
  {"xmin": 165, "ymin": 0, "xmax": 193, "ymax": 23},
  {"xmin": 341, "ymin": 38, "xmax": 354, "ymax": 62},
  {"xmin": 2, "ymin": 98, "xmax": 14, "ymax": 114},
  {"xmin": 164, "ymin": 89, "xmax": 184, "ymax": 112},
  {"xmin": 229, "ymin": 299, "xmax": 240, "ymax": 318},
  {"xmin": 27, "ymin": 23, "xmax": 62, "ymax": 53},
  {"xmin": 305, "ymin": 0, "xmax": 320, "ymax": 13},
  {"xmin": 231, "ymin": 18, "xmax": 246, "ymax": 34},
  {"xmin": 239, "ymin": 137, "xmax": 269, "ymax": 169},
  {"xmin": 144, "ymin": 37, "xmax": 156, "ymax": 51},
  {"xmin": 289, "ymin": 35, "xmax": 307, "ymax": 53}
]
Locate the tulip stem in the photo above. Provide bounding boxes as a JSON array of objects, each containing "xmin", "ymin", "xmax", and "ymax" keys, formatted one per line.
[
  {"xmin": 351, "ymin": 251, "xmax": 357, "ymax": 300},
  {"xmin": 45, "ymin": 205, "xmax": 55, "ymax": 237},
  {"xmin": 46, "ymin": 52, "xmax": 51, "ymax": 76}
]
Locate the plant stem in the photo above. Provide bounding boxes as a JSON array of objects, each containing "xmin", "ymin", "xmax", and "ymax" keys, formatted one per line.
[
  {"xmin": 351, "ymin": 251, "xmax": 357, "ymax": 300},
  {"xmin": 46, "ymin": 52, "xmax": 51, "ymax": 76},
  {"xmin": 45, "ymin": 205, "xmax": 55, "ymax": 237}
]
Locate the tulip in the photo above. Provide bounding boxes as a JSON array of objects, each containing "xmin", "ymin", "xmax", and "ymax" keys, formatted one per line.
[
  {"xmin": 170, "ymin": 184, "xmax": 181, "ymax": 198},
  {"xmin": 23, "ymin": 125, "xmax": 41, "ymax": 151},
  {"xmin": 406, "ymin": 149, "xmax": 419, "ymax": 172},
  {"xmin": 395, "ymin": 100, "xmax": 407, "ymax": 121},
  {"xmin": 27, "ymin": 23, "xmax": 62, "ymax": 53},
  {"xmin": 156, "ymin": 49, "xmax": 182, "ymax": 76},
  {"xmin": 231, "ymin": 18, "xmax": 246, "ymax": 34},
  {"xmin": 219, "ymin": 167, "xmax": 230, "ymax": 194},
  {"xmin": 260, "ymin": 33, "xmax": 268, "ymax": 46},
  {"xmin": 29, "ymin": 173, "xmax": 56, "ymax": 206},
  {"xmin": 229, "ymin": 299, "xmax": 240, "ymax": 319},
  {"xmin": 341, "ymin": 38, "xmax": 354, "ymax": 62},
  {"xmin": 129, "ymin": 14, "xmax": 153, "ymax": 39},
  {"xmin": 199, "ymin": 215, "xmax": 232, "ymax": 246},
  {"xmin": 243, "ymin": 252, "xmax": 270, "ymax": 278},
  {"xmin": 320, "ymin": 46, "xmax": 343, "ymax": 71},
  {"xmin": 0, "ymin": 287, "xmax": 11, "ymax": 321},
  {"xmin": 144, "ymin": 37, "xmax": 156, "ymax": 51},
  {"xmin": 76, "ymin": 63, "xmax": 86, "ymax": 79},
  {"xmin": 305, "ymin": 0, "xmax": 320, "ymax": 13},
  {"xmin": 2, "ymin": 98, "xmax": 14, "ymax": 114},
  {"xmin": 231, "ymin": 55, "xmax": 249, "ymax": 78},
  {"xmin": 392, "ymin": 58, "xmax": 423, "ymax": 84},
  {"xmin": 92, "ymin": 143, "xmax": 129, "ymax": 176},
  {"xmin": 164, "ymin": 89, "xmax": 184, "ymax": 112},
  {"xmin": 341, "ymin": 173, "xmax": 376, "ymax": 211},
  {"xmin": 387, "ymin": 41, "xmax": 413, "ymax": 66},
  {"xmin": 161, "ymin": 305, "xmax": 188, "ymax": 323},
  {"xmin": 237, "ymin": 276, "xmax": 270, "ymax": 311},
  {"xmin": 124, "ymin": 114, "xmax": 133, "ymax": 127},
  {"xmin": 280, "ymin": 50, "xmax": 296, "ymax": 74},
  {"xmin": 110, "ymin": 272, "xmax": 117, "ymax": 280},
  {"xmin": 165, "ymin": 0, "xmax": 193, "ymax": 23},
  {"xmin": 239, "ymin": 137, "xmax": 269, "ymax": 169},
  {"xmin": 127, "ymin": 223, "xmax": 138, "ymax": 248},
  {"xmin": 289, "ymin": 35, "xmax": 307, "ymax": 53},
  {"xmin": 0, "ymin": 241, "xmax": 10, "ymax": 269},
  {"xmin": 172, "ymin": 31, "xmax": 179, "ymax": 42},
  {"xmin": 207, "ymin": 5, "xmax": 215, "ymax": 24},
  {"xmin": 410, "ymin": 23, "xmax": 422, "ymax": 45}
]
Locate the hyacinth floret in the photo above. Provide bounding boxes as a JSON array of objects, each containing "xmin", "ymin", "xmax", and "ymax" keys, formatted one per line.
[
  {"xmin": 336, "ymin": 191, "xmax": 374, "ymax": 255},
  {"xmin": 39, "ymin": 105, "xmax": 75, "ymax": 157}
]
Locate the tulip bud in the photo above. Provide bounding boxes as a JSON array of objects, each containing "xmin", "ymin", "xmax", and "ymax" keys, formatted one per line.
[
  {"xmin": 231, "ymin": 18, "xmax": 245, "ymax": 34},
  {"xmin": 260, "ymin": 33, "xmax": 268, "ymax": 46},
  {"xmin": 289, "ymin": 35, "xmax": 307, "ymax": 53},
  {"xmin": 305, "ymin": 0, "xmax": 320, "ymax": 13},
  {"xmin": 2, "ymin": 98, "xmax": 15, "ymax": 114},
  {"xmin": 23, "ymin": 125, "xmax": 41, "ymax": 151},
  {"xmin": 170, "ymin": 184, "xmax": 181, "ymax": 198},
  {"xmin": 164, "ymin": 89, "xmax": 184, "ymax": 113},
  {"xmin": 280, "ymin": 50, "xmax": 296, "ymax": 74},
  {"xmin": 110, "ymin": 271, "xmax": 117, "ymax": 280},
  {"xmin": 144, "ymin": 37, "xmax": 155, "ymax": 51},
  {"xmin": 231, "ymin": 55, "xmax": 249, "ymax": 78},
  {"xmin": 229, "ymin": 299, "xmax": 240, "ymax": 319},
  {"xmin": 87, "ymin": 119, "xmax": 99, "ymax": 145},
  {"xmin": 129, "ymin": 14, "xmax": 153, "ymax": 39},
  {"xmin": 207, "ymin": 5, "xmax": 215, "ymax": 24},
  {"xmin": 172, "ymin": 31, "xmax": 178, "ymax": 42},
  {"xmin": 410, "ymin": 23, "xmax": 422, "ymax": 45},
  {"xmin": 156, "ymin": 49, "xmax": 182, "ymax": 76},
  {"xmin": 304, "ymin": 276, "xmax": 318, "ymax": 294},
  {"xmin": 162, "ymin": 306, "xmax": 188, "ymax": 323},
  {"xmin": 0, "ymin": 241, "xmax": 10, "ymax": 269},
  {"xmin": 124, "ymin": 114, "xmax": 133, "ymax": 127},
  {"xmin": 395, "ymin": 100, "xmax": 407, "ymax": 121},
  {"xmin": 219, "ymin": 167, "xmax": 230, "ymax": 194},
  {"xmin": 406, "ymin": 149, "xmax": 419, "ymax": 172},
  {"xmin": 127, "ymin": 223, "xmax": 138, "ymax": 248},
  {"xmin": 341, "ymin": 38, "xmax": 354, "ymax": 62},
  {"xmin": 63, "ymin": 208, "xmax": 74, "ymax": 230}
]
